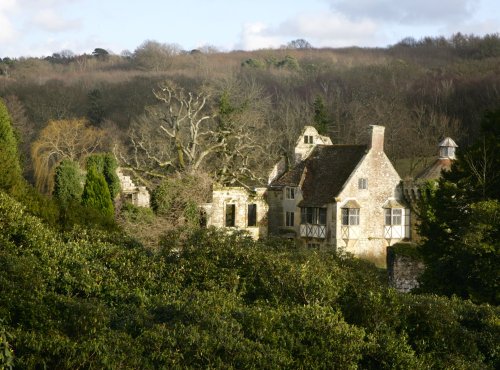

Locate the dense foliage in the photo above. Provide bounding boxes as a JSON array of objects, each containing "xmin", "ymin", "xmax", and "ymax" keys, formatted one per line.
[
  {"xmin": 81, "ymin": 166, "xmax": 114, "ymax": 218},
  {"xmin": 86, "ymin": 153, "xmax": 121, "ymax": 199},
  {"xmin": 418, "ymin": 108, "xmax": 500, "ymax": 305},
  {"xmin": 0, "ymin": 99, "xmax": 23, "ymax": 194},
  {"xmin": 0, "ymin": 192, "xmax": 498, "ymax": 369},
  {"xmin": 53, "ymin": 159, "xmax": 83, "ymax": 205}
]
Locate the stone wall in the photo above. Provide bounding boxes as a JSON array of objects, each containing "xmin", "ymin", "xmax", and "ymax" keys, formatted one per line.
[
  {"xmin": 207, "ymin": 186, "xmax": 268, "ymax": 240},
  {"xmin": 387, "ymin": 243, "xmax": 425, "ymax": 293}
]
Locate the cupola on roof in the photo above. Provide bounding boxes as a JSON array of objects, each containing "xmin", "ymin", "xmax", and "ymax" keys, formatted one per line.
[{"xmin": 439, "ymin": 137, "xmax": 458, "ymax": 159}]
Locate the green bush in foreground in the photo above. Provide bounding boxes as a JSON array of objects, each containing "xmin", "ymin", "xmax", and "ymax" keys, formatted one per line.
[{"xmin": 0, "ymin": 191, "xmax": 498, "ymax": 369}]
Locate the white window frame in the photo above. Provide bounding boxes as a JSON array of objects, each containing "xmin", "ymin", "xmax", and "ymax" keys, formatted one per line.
[
  {"xmin": 385, "ymin": 208, "xmax": 402, "ymax": 225},
  {"xmin": 341, "ymin": 208, "xmax": 360, "ymax": 226},
  {"xmin": 358, "ymin": 178, "xmax": 368, "ymax": 190},
  {"xmin": 301, "ymin": 207, "xmax": 327, "ymax": 225},
  {"xmin": 304, "ymin": 135, "xmax": 313, "ymax": 144},
  {"xmin": 285, "ymin": 187, "xmax": 295, "ymax": 200},
  {"xmin": 285, "ymin": 211, "xmax": 295, "ymax": 227}
]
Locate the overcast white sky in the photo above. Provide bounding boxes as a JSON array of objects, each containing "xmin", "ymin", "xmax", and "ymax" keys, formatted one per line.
[{"xmin": 1, "ymin": 0, "xmax": 499, "ymax": 58}]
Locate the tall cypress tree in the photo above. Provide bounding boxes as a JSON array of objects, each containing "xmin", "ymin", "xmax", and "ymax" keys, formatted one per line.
[
  {"xmin": 81, "ymin": 165, "xmax": 114, "ymax": 218},
  {"xmin": 53, "ymin": 159, "xmax": 83, "ymax": 205},
  {"xmin": 0, "ymin": 98, "xmax": 23, "ymax": 193},
  {"xmin": 86, "ymin": 153, "xmax": 120, "ymax": 199},
  {"xmin": 312, "ymin": 95, "xmax": 330, "ymax": 135}
]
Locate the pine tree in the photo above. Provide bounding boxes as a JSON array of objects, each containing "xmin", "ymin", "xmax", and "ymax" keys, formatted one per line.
[
  {"xmin": 313, "ymin": 95, "xmax": 330, "ymax": 135},
  {"xmin": 81, "ymin": 165, "xmax": 114, "ymax": 218},
  {"xmin": 0, "ymin": 98, "xmax": 23, "ymax": 193}
]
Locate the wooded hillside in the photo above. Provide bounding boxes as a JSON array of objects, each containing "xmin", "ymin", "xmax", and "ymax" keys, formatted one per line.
[{"xmin": 1, "ymin": 34, "xmax": 499, "ymax": 186}]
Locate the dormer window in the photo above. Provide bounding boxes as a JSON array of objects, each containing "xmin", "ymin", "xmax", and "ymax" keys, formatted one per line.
[{"xmin": 304, "ymin": 135, "xmax": 313, "ymax": 144}]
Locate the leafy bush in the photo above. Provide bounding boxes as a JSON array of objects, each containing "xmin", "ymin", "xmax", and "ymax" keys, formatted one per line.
[
  {"xmin": 0, "ymin": 192, "xmax": 498, "ymax": 369},
  {"xmin": 151, "ymin": 173, "xmax": 210, "ymax": 226}
]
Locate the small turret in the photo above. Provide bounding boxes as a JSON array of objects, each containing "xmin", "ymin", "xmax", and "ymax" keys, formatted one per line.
[{"xmin": 438, "ymin": 137, "xmax": 458, "ymax": 159}]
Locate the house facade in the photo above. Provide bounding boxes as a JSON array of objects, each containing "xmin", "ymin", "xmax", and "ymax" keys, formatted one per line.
[
  {"xmin": 203, "ymin": 125, "xmax": 411, "ymax": 260},
  {"xmin": 268, "ymin": 125, "xmax": 410, "ymax": 259},
  {"xmin": 203, "ymin": 186, "xmax": 268, "ymax": 240}
]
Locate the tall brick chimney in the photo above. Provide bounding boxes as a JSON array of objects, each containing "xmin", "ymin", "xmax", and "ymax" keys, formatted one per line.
[{"xmin": 368, "ymin": 125, "xmax": 385, "ymax": 152}]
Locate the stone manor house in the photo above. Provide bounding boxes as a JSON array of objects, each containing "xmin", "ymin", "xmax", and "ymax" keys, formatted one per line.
[
  {"xmin": 119, "ymin": 123, "xmax": 456, "ymax": 260},
  {"xmin": 204, "ymin": 125, "xmax": 413, "ymax": 260}
]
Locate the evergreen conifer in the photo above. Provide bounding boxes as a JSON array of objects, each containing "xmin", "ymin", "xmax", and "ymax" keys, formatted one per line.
[
  {"xmin": 0, "ymin": 98, "xmax": 23, "ymax": 194},
  {"xmin": 81, "ymin": 165, "xmax": 114, "ymax": 218},
  {"xmin": 53, "ymin": 159, "xmax": 83, "ymax": 204}
]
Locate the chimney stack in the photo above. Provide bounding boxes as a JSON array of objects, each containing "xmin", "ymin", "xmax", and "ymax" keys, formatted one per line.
[{"xmin": 368, "ymin": 125, "xmax": 385, "ymax": 152}]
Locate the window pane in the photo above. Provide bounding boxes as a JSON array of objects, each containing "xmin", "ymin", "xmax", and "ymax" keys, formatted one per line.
[
  {"xmin": 225, "ymin": 204, "xmax": 235, "ymax": 227},
  {"xmin": 342, "ymin": 208, "xmax": 349, "ymax": 225},
  {"xmin": 301, "ymin": 208, "xmax": 313, "ymax": 224},
  {"xmin": 349, "ymin": 209, "xmax": 360, "ymax": 225},
  {"xmin": 392, "ymin": 209, "xmax": 402, "ymax": 225},
  {"xmin": 385, "ymin": 208, "xmax": 392, "ymax": 225},
  {"xmin": 318, "ymin": 208, "xmax": 327, "ymax": 225},
  {"xmin": 248, "ymin": 204, "xmax": 257, "ymax": 227}
]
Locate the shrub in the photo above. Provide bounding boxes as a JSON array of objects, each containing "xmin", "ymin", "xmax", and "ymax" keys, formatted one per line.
[
  {"xmin": 81, "ymin": 166, "xmax": 114, "ymax": 219},
  {"xmin": 53, "ymin": 159, "xmax": 83, "ymax": 204}
]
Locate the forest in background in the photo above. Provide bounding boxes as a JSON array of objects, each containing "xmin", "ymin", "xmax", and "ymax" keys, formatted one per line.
[{"xmin": 1, "ymin": 33, "xmax": 500, "ymax": 189}]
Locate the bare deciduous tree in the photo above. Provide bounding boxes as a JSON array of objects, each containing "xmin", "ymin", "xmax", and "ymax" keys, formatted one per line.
[
  {"xmin": 120, "ymin": 80, "xmax": 274, "ymax": 188},
  {"xmin": 32, "ymin": 119, "xmax": 102, "ymax": 193}
]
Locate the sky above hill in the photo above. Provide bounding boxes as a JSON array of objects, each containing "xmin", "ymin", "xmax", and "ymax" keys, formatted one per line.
[{"xmin": 1, "ymin": 0, "xmax": 499, "ymax": 58}]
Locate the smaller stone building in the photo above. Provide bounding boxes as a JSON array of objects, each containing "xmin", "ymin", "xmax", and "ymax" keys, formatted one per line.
[
  {"xmin": 203, "ymin": 186, "xmax": 268, "ymax": 240},
  {"xmin": 116, "ymin": 168, "xmax": 150, "ymax": 207}
]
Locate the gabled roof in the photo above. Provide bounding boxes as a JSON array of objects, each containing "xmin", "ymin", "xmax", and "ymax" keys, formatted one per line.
[
  {"xmin": 439, "ymin": 137, "xmax": 458, "ymax": 147},
  {"xmin": 416, "ymin": 158, "xmax": 453, "ymax": 181},
  {"xmin": 270, "ymin": 144, "xmax": 368, "ymax": 206}
]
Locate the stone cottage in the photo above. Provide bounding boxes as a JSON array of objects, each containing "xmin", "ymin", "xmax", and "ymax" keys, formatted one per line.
[{"xmin": 267, "ymin": 125, "xmax": 410, "ymax": 259}]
